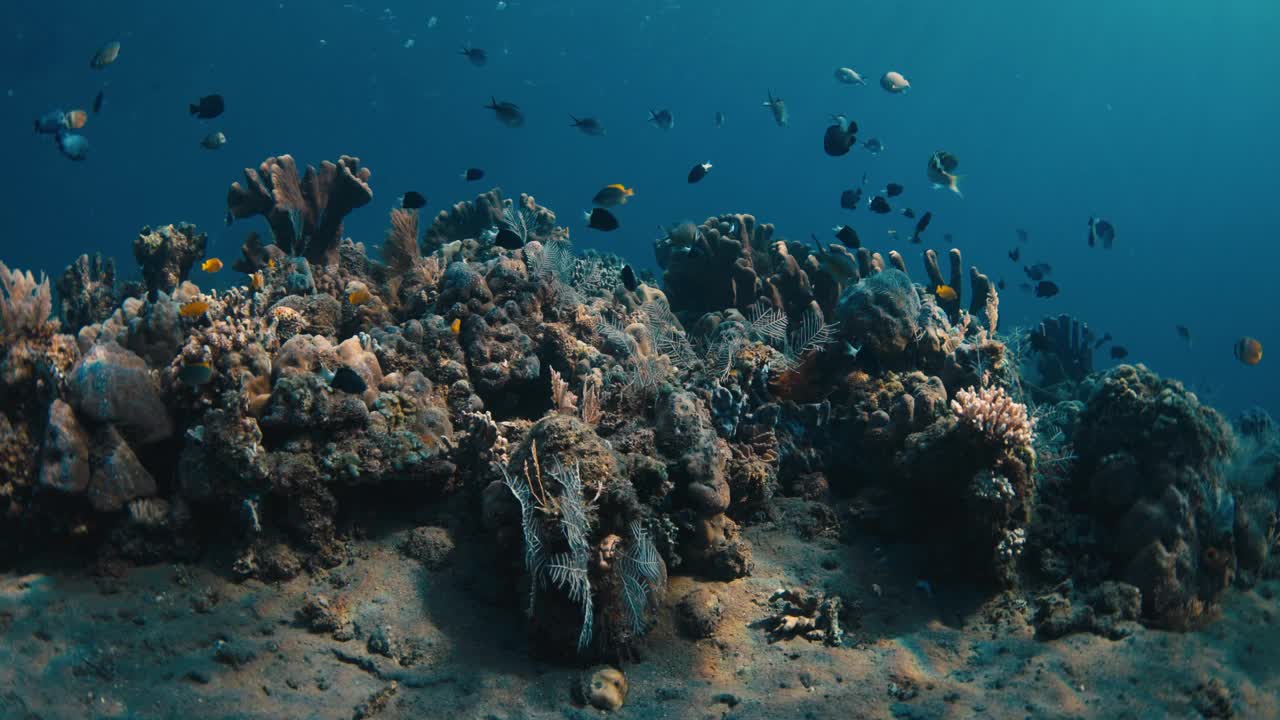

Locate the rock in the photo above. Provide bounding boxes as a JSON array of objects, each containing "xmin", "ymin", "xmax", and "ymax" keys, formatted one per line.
[
  {"xmin": 583, "ymin": 666, "xmax": 628, "ymax": 712},
  {"xmin": 37, "ymin": 399, "xmax": 90, "ymax": 494},
  {"xmin": 87, "ymin": 425, "xmax": 157, "ymax": 512},
  {"xmin": 676, "ymin": 588, "xmax": 724, "ymax": 639},
  {"xmin": 68, "ymin": 342, "xmax": 172, "ymax": 444},
  {"xmin": 399, "ymin": 526, "xmax": 455, "ymax": 569}
]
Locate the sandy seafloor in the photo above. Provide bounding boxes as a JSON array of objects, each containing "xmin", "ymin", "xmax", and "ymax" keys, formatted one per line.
[{"xmin": 2, "ymin": 501, "xmax": 1275, "ymax": 720}]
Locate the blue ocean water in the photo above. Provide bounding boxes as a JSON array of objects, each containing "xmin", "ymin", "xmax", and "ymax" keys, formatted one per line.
[{"xmin": 2, "ymin": 0, "xmax": 1277, "ymax": 416}]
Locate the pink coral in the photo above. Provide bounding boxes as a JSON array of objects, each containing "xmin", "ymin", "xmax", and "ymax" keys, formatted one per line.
[{"xmin": 950, "ymin": 385, "xmax": 1034, "ymax": 450}]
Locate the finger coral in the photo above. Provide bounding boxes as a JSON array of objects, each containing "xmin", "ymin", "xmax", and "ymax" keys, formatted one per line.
[{"xmin": 950, "ymin": 384, "xmax": 1035, "ymax": 451}]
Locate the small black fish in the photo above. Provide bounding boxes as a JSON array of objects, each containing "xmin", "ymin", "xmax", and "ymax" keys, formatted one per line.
[
  {"xmin": 1094, "ymin": 332, "xmax": 1113, "ymax": 349},
  {"xmin": 648, "ymin": 108, "xmax": 675, "ymax": 130},
  {"xmin": 401, "ymin": 191, "xmax": 427, "ymax": 209},
  {"xmin": 687, "ymin": 162, "xmax": 712, "ymax": 184},
  {"xmin": 1034, "ymin": 280, "xmax": 1060, "ymax": 298},
  {"xmin": 585, "ymin": 207, "xmax": 619, "ymax": 231},
  {"xmin": 1110, "ymin": 345, "xmax": 1129, "ymax": 360},
  {"xmin": 330, "ymin": 367, "xmax": 367, "ymax": 394},
  {"xmin": 869, "ymin": 196, "xmax": 891, "ymax": 214},
  {"xmin": 486, "ymin": 97, "xmax": 524, "ymax": 127},
  {"xmin": 862, "ymin": 138, "xmax": 884, "ymax": 155},
  {"xmin": 822, "ymin": 116, "xmax": 858, "ymax": 156},
  {"xmin": 1088, "ymin": 217, "xmax": 1115, "ymax": 249},
  {"xmin": 884, "ymin": 183, "xmax": 904, "ymax": 197},
  {"xmin": 1176, "ymin": 325, "xmax": 1193, "ymax": 347},
  {"xmin": 92, "ymin": 90, "xmax": 104, "ymax": 113},
  {"xmin": 834, "ymin": 225, "xmax": 860, "ymax": 249},
  {"xmin": 462, "ymin": 168, "xmax": 485, "ymax": 181},
  {"xmin": 1023, "ymin": 263, "xmax": 1052, "ymax": 281},
  {"xmin": 459, "ymin": 45, "xmax": 487, "ymax": 66},
  {"xmin": 189, "ymin": 94, "xmax": 225, "ymax": 119},
  {"xmin": 621, "ymin": 265, "xmax": 639, "ymax": 291},
  {"xmin": 494, "ymin": 228, "xmax": 524, "ymax": 250},
  {"xmin": 901, "ymin": 208, "xmax": 916, "ymax": 219},
  {"xmin": 1016, "ymin": 228, "xmax": 1029, "ymax": 244},
  {"xmin": 569, "ymin": 115, "xmax": 606, "ymax": 136},
  {"xmin": 840, "ymin": 188, "xmax": 862, "ymax": 211},
  {"xmin": 996, "ymin": 279, "xmax": 1006, "ymax": 290},
  {"xmin": 1008, "ymin": 247, "xmax": 1020, "ymax": 262},
  {"xmin": 910, "ymin": 211, "xmax": 933, "ymax": 243}
]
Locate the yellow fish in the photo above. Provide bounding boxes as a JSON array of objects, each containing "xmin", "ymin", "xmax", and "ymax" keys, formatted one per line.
[
  {"xmin": 267, "ymin": 259, "xmax": 276, "ymax": 270},
  {"xmin": 249, "ymin": 271, "xmax": 264, "ymax": 291},
  {"xmin": 450, "ymin": 318, "xmax": 462, "ymax": 334},
  {"xmin": 179, "ymin": 300, "xmax": 210, "ymax": 318},
  {"xmin": 592, "ymin": 183, "xmax": 635, "ymax": 207},
  {"xmin": 201, "ymin": 258, "xmax": 223, "ymax": 273},
  {"xmin": 64, "ymin": 109, "xmax": 88, "ymax": 130},
  {"xmin": 348, "ymin": 288, "xmax": 373, "ymax": 305},
  {"xmin": 935, "ymin": 284, "xmax": 958, "ymax": 302}
]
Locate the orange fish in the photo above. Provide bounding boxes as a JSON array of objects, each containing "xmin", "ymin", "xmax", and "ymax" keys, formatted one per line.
[
  {"xmin": 249, "ymin": 271, "xmax": 264, "ymax": 291},
  {"xmin": 179, "ymin": 300, "xmax": 209, "ymax": 318},
  {"xmin": 64, "ymin": 109, "xmax": 88, "ymax": 130},
  {"xmin": 935, "ymin": 284, "xmax": 958, "ymax": 302},
  {"xmin": 267, "ymin": 259, "xmax": 277, "ymax": 270},
  {"xmin": 450, "ymin": 318, "xmax": 462, "ymax": 334},
  {"xmin": 201, "ymin": 258, "xmax": 223, "ymax": 273},
  {"xmin": 91, "ymin": 40, "xmax": 121, "ymax": 69},
  {"xmin": 1234, "ymin": 336, "xmax": 1263, "ymax": 366},
  {"xmin": 348, "ymin": 288, "xmax": 373, "ymax": 305}
]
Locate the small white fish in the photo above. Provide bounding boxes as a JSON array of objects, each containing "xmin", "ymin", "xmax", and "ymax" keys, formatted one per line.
[
  {"xmin": 427, "ymin": 15, "xmax": 438, "ymax": 28},
  {"xmin": 403, "ymin": 38, "xmax": 415, "ymax": 49},
  {"xmin": 495, "ymin": 0, "xmax": 507, "ymax": 8}
]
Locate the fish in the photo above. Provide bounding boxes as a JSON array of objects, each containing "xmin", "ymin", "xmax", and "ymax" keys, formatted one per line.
[
  {"xmin": 763, "ymin": 91, "xmax": 789, "ymax": 127},
  {"xmin": 493, "ymin": 228, "xmax": 524, "ymax": 250},
  {"xmin": 869, "ymin": 196, "xmax": 891, "ymax": 214},
  {"xmin": 910, "ymin": 211, "xmax": 933, "ymax": 244},
  {"xmin": 179, "ymin": 300, "xmax": 209, "ymax": 318},
  {"xmin": 1176, "ymin": 325, "xmax": 1193, "ymax": 347},
  {"xmin": 486, "ymin": 97, "xmax": 524, "ymax": 127},
  {"xmin": 90, "ymin": 40, "xmax": 121, "ymax": 69},
  {"xmin": 64, "ymin": 110, "xmax": 88, "ymax": 130},
  {"xmin": 901, "ymin": 208, "xmax": 916, "ymax": 219},
  {"xmin": 569, "ymin": 115, "xmax": 606, "ymax": 136},
  {"xmin": 823, "ymin": 115, "xmax": 858, "ymax": 156},
  {"xmin": 881, "ymin": 71, "xmax": 910, "ymax": 93},
  {"xmin": 935, "ymin": 284, "xmax": 958, "ymax": 302},
  {"xmin": 648, "ymin": 108, "xmax": 675, "ymax": 130},
  {"xmin": 592, "ymin": 184, "xmax": 634, "ymax": 207},
  {"xmin": 687, "ymin": 162, "xmax": 712, "ymax": 184},
  {"xmin": 862, "ymin": 138, "xmax": 884, "ymax": 155},
  {"xmin": 462, "ymin": 168, "xmax": 485, "ymax": 181},
  {"xmin": 1034, "ymin": 280, "xmax": 1060, "ymax": 298},
  {"xmin": 1087, "ymin": 217, "xmax": 1116, "ymax": 249},
  {"xmin": 1016, "ymin": 228, "xmax": 1029, "ymax": 244},
  {"xmin": 34, "ymin": 110, "xmax": 66, "ymax": 134},
  {"xmin": 621, "ymin": 265, "xmax": 639, "ymax": 291},
  {"xmin": 884, "ymin": 183, "xmax": 904, "ymax": 197},
  {"xmin": 1094, "ymin": 332, "xmax": 1112, "ymax": 349},
  {"xmin": 840, "ymin": 188, "xmax": 862, "ymax": 211},
  {"xmin": 348, "ymin": 288, "xmax": 373, "ymax": 305},
  {"xmin": 55, "ymin": 130, "xmax": 88, "ymax": 161},
  {"xmin": 833, "ymin": 225, "xmax": 860, "ymax": 249},
  {"xmin": 714, "ymin": 111, "xmax": 725, "ymax": 128},
  {"xmin": 178, "ymin": 361, "xmax": 216, "ymax": 387},
  {"xmin": 459, "ymin": 45, "xmax": 487, "ymax": 66},
  {"xmin": 93, "ymin": 90, "xmax": 105, "ymax": 113},
  {"xmin": 201, "ymin": 258, "xmax": 223, "ymax": 273},
  {"xmin": 834, "ymin": 67, "xmax": 866, "ymax": 85},
  {"xmin": 200, "ymin": 131, "xmax": 227, "ymax": 150},
  {"xmin": 996, "ymin": 279, "xmax": 1007, "ymax": 290},
  {"xmin": 250, "ymin": 271, "xmax": 265, "ymax": 291},
  {"xmin": 1023, "ymin": 263, "xmax": 1052, "ymax": 281},
  {"xmin": 927, "ymin": 150, "xmax": 962, "ymax": 196},
  {"xmin": 401, "ymin": 191, "xmax": 427, "ymax": 210},
  {"xmin": 1235, "ymin": 336, "xmax": 1263, "ymax": 366},
  {"xmin": 1110, "ymin": 346, "xmax": 1129, "ymax": 360},
  {"xmin": 450, "ymin": 318, "xmax": 462, "ymax": 334},
  {"xmin": 585, "ymin": 208, "xmax": 619, "ymax": 231},
  {"xmin": 330, "ymin": 367, "xmax": 368, "ymax": 394},
  {"xmin": 189, "ymin": 94, "xmax": 225, "ymax": 119},
  {"xmin": 1008, "ymin": 248, "xmax": 1020, "ymax": 262}
]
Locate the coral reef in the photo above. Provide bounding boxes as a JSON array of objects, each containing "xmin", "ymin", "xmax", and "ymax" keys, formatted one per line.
[{"xmin": 133, "ymin": 223, "xmax": 207, "ymax": 297}]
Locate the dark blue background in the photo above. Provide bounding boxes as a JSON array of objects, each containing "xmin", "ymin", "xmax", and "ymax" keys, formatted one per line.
[{"xmin": 2, "ymin": 0, "xmax": 1277, "ymax": 416}]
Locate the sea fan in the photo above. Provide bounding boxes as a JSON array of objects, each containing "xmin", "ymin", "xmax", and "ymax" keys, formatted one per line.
[
  {"xmin": 501, "ymin": 204, "xmax": 537, "ymax": 245},
  {"xmin": 786, "ymin": 305, "xmax": 838, "ymax": 363}
]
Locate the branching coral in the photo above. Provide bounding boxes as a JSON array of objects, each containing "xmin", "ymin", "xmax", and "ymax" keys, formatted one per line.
[
  {"xmin": 951, "ymin": 385, "xmax": 1035, "ymax": 450},
  {"xmin": 0, "ymin": 262, "xmax": 55, "ymax": 339},
  {"xmin": 227, "ymin": 154, "xmax": 373, "ymax": 266}
]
